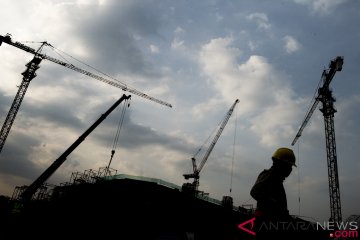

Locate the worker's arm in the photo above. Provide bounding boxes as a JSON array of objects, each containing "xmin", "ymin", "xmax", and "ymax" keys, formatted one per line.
[
  {"xmin": 250, "ymin": 170, "xmax": 290, "ymax": 217},
  {"xmin": 250, "ymin": 170, "xmax": 272, "ymax": 201}
]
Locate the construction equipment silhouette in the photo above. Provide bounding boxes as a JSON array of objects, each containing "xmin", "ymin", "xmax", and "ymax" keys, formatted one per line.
[
  {"xmin": 182, "ymin": 99, "xmax": 239, "ymax": 196},
  {"xmin": 20, "ymin": 94, "xmax": 131, "ymax": 202},
  {"xmin": 0, "ymin": 33, "xmax": 172, "ymax": 154},
  {"xmin": 291, "ymin": 56, "xmax": 344, "ymax": 223}
]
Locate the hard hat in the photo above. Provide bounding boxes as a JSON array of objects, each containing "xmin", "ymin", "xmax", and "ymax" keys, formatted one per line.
[{"xmin": 272, "ymin": 147, "xmax": 296, "ymax": 167}]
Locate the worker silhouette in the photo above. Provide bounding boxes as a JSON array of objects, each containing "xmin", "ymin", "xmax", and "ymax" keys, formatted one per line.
[{"xmin": 250, "ymin": 147, "xmax": 296, "ymax": 239}]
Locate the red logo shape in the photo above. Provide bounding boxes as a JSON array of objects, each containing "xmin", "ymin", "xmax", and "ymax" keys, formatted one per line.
[{"xmin": 238, "ymin": 217, "xmax": 256, "ymax": 236}]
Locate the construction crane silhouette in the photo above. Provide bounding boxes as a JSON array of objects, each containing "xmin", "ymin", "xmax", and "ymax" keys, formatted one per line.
[
  {"xmin": 182, "ymin": 99, "xmax": 239, "ymax": 196},
  {"xmin": 21, "ymin": 94, "xmax": 131, "ymax": 202},
  {"xmin": 0, "ymin": 33, "xmax": 172, "ymax": 154},
  {"xmin": 291, "ymin": 56, "xmax": 344, "ymax": 223}
]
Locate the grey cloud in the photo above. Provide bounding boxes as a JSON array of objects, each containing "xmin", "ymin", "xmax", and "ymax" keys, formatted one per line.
[
  {"xmin": 75, "ymin": 0, "xmax": 163, "ymax": 77},
  {"xmin": 0, "ymin": 133, "xmax": 41, "ymax": 180},
  {"xmin": 94, "ymin": 109, "xmax": 194, "ymax": 154}
]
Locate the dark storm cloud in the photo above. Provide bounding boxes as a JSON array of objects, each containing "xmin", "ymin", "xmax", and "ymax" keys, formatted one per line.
[
  {"xmin": 21, "ymin": 100, "xmax": 84, "ymax": 130},
  {"xmin": 77, "ymin": 0, "xmax": 163, "ymax": 77},
  {"xmin": 0, "ymin": 80, "xmax": 88, "ymax": 134},
  {"xmin": 0, "ymin": 132, "xmax": 41, "ymax": 180},
  {"xmin": 94, "ymin": 108, "xmax": 194, "ymax": 154},
  {"xmin": 118, "ymin": 120, "xmax": 191, "ymax": 152}
]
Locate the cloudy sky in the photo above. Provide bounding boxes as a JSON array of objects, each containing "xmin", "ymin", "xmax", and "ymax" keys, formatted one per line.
[{"xmin": 0, "ymin": 0, "xmax": 359, "ymax": 223}]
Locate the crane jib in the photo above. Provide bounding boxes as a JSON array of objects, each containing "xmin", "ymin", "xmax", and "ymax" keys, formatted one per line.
[
  {"xmin": 20, "ymin": 94, "xmax": 131, "ymax": 202},
  {"xmin": 182, "ymin": 99, "xmax": 239, "ymax": 194},
  {"xmin": 0, "ymin": 34, "xmax": 172, "ymax": 108}
]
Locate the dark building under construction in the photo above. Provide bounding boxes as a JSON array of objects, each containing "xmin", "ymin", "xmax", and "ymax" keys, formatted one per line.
[{"xmin": 2, "ymin": 167, "xmax": 254, "ymax": 240}]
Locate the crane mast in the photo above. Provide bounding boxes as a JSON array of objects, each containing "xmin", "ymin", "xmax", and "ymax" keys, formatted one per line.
[
  {"xmin": 0, "ymin": 54, "xmax": 42, "ymax": 153},
  {"xmin": 0, "ymin": 33, "xmax": 172, "ymax": 154},
  {"xmin": 183, "ymin": 99, "xmax": 239, "ymax": 195},
  {"xmin": 291, "ymin": 56, "xmax": 343, "ymax": 223}
]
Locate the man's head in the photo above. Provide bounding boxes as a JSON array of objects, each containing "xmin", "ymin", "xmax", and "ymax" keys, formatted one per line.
[
  {"xmin": 271, "ymin": 147, "xmax": 296, "ymax": 178},
  {"xmin": 272, "ymin": 147, "xmax": 296, "ymax": 167}
]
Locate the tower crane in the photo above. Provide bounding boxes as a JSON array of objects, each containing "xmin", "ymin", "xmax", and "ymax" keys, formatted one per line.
[
  {"xmin": 0, "ymin": 33, "xmax": 172, "ymax": 154},
  {"xmin": 182, "ymin": 99, "xmax": 239, "ymax": 196},
  {"xmin": 291, "ymin": 56, "xmax": 344, "ymax": 223}
]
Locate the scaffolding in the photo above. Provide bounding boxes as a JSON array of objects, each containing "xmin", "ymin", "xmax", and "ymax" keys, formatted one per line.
[{"xmin": 12, "ymin": 166, "xmax": 119, "ymax": 201}]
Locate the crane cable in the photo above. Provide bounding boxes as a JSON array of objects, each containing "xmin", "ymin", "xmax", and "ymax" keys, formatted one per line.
[
  {"xmin": 45, "ymin": 44, "xmax": 131, "ymax": 158},
  {"xmin": 301, "ymin": 70, "xmax": 324, "ymax": 127},
  {"xmin": 193, "ymin": 122, "xmax": 220, "ymax": 160},
  {"xmin": 190, "ymin": 112, "xmax": 231, "ymax": 176},
  {"xmin": 43, "ymin": 44, "xmax": 132, "ymax": 173},
  {"xmin": 229, "ymin": 104, "xmax": 238, "ymax": 195},
  {"xmin": 297, "ymin": 140, "xmax": 301, "ymax": 216},
  {"xmin": 189, "ymin": 118, "xmax": 222, "ymax": 175},
  {"xmin": 106, "ymin": 97, "xmax": 130, "ymax": 172},
  {"xmin": 293, "ymin": 69, "xmax": 324, "ymax": 216},
  {"xmin": 47, "ymin": 44, "xmax": 128, "ymax": 87},
  {"xmin": 51, "ymin": 46, "xmax": 133, "ymax": 177}
]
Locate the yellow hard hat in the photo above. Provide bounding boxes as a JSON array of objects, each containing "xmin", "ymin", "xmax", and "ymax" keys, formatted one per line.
[{"xmin": 272, "ymin": 147, "xmax": 296, "ymax": 167}]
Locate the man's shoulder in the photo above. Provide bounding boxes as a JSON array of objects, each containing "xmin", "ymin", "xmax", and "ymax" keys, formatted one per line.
[
  {"xmin": 258, "ymin": 169, "xmax": 271, "ymax": 176},
  {"xmin": 256, "ymin": 169, "xmax": 274, "ymax": 181}
]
